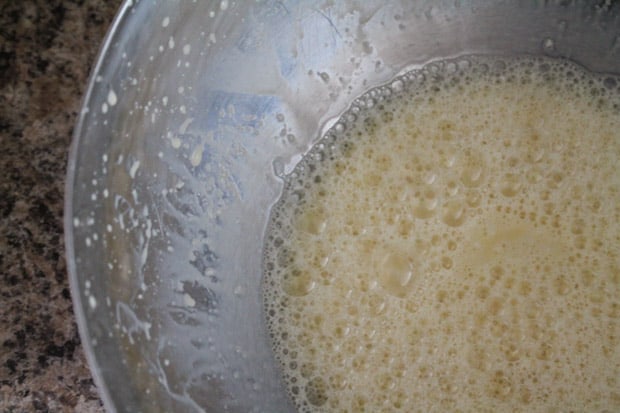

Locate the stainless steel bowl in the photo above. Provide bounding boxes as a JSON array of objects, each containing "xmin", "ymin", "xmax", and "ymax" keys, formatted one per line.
[{"xmin": 65, "ymin": 1, "xmax": 620, "ymax": 412}]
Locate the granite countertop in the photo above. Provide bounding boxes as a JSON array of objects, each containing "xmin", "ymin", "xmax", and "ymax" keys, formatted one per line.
[{"xmin": 1, "ymin": 1, "xmax": 121, "ymax": 411}]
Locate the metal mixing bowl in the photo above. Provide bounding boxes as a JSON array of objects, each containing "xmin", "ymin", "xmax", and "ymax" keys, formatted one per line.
[{"xmin": 65, "ymin": 1, "xmax": 620, "ymax": 412}]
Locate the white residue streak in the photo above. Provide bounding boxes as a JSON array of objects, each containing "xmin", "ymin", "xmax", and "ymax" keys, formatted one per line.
[
  {"xmin": 168, "ymin": 36, "xmax": 175, "ymax": 49},
  {"xmin": 162, "ymin": 16, "xmax": 170, "ymax": 27},
  {"xmin": 179, "ymin": 117, "xmax": 193, "ymax": 133},
  {"xmin": 184, "ymin": 293, "xmax": 196, "ymax": 307},
  {"xmin": 190, "ymin": 144, "xmax": 204, "ymax": 167},
  {"xmin": 220, "ymin": 0, "xmax": 229, "ymax": 11},
  {"xmin": 116, "ymin": 302, "xmax": 153, "ymax": 342},
  {"xmin": 162, "ymin": 96, "xmax": 168, "ymax": 106},
  {"xmin": 145, "ymin": 217, "xmax": 153, "ymax": 239},
  {"xmin": 101, "ymin": 102, "xmax": 108, "ymax": 114},
  {"xmin": 143, "ymin": 322, "xmax": 152, "ymax": 340},
  {"xmin": 140, "ymin": 242, "xmax": 148, "ymax": 266},
  {"xmin": 209, "ymin": 33, "xmax": 217, "ymax": 44},
  {"xmin": 89, "ymin": 295, "xmax": 97, "ymax": 309},
  {"xmin": 107, "ymin": 89, "xmax": 118, "ymax": 106},
  {"xmin": 171, "ymin": 136, "xmax": 182, "ymax": 149},
  {"xmin": 129, "ymin": 160, "xmax": 140, "ymax": 178},
  {"xmin": 183, "ymin": 44, "xmax": 191, "ymax": 55}
]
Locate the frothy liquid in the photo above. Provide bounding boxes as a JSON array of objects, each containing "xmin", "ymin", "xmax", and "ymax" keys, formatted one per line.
[{"xmin": 263, "ymin": 57, "xmax": 620, "ymax": 412}]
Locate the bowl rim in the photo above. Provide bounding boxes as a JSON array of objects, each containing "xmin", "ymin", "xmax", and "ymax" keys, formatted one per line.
[{"xmin": 63, "ymin": 1, "xmax": 133, "ymax": 412}]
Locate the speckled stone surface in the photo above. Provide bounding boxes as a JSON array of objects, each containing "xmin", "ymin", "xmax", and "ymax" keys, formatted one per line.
[{"xmin": 0, "ymin": 1, "xmax": 121, "ymax": 411}]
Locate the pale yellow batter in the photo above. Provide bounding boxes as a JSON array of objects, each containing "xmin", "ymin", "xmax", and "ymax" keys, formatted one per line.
[{"xmin": 263, "ymin": 57, "xmax": 620, "ymax": 412}]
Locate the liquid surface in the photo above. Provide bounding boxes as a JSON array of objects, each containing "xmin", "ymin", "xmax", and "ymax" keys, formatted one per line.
[{"xmin": 263, "ymin": 56, "xmax": 620, "ymax": 412}]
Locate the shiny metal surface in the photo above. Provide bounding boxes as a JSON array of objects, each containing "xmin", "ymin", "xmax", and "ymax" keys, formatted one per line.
[{"xmin": 65, "ymin": 1, "xmax": 620, "ymax": 412}]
